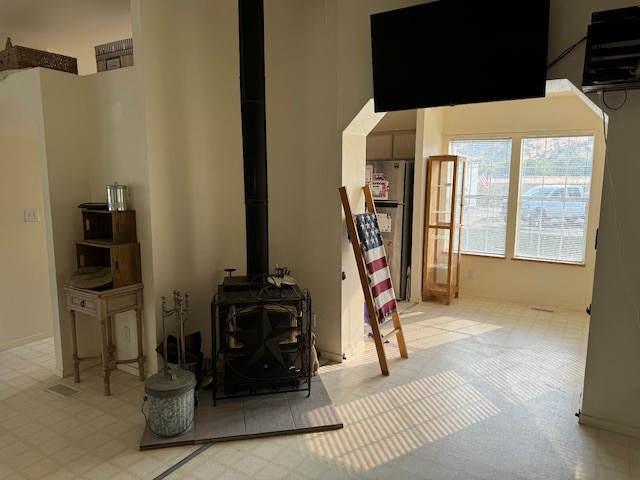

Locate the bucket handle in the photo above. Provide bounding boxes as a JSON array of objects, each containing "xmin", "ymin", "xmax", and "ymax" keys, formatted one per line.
[{"xmin": 141, "ymin": 395, "xmax": 149, "ymax": 425}]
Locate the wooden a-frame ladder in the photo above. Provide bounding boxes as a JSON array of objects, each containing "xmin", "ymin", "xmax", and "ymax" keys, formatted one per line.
[{"xmin": 339, "ymin": 185, "xmax": 408, "ymax": 375}]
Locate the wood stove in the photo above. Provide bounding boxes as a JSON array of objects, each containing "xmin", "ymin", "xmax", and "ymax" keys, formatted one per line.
[
  {"xmin": 209, "ymin": 0, "xmax": 312, "ymax": 404},
  {"xmin": 211, "ymin": 276, "xmax": 312, "ymax": 404}
]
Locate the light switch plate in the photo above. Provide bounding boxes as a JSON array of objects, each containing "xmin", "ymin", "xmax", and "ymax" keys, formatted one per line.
[{"xmin": 24, "ymin": 208, "xmax": 39, "ymax": 222}]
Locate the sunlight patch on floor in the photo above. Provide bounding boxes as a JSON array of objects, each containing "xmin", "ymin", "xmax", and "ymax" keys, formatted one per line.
[{"xmin": 305, "ymin": 371, "xmax": 500, "ymax": 473}]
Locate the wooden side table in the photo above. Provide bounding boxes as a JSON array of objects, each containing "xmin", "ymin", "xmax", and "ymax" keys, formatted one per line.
[{"xmin": 64, "ymin": 283, "xmax": 145, "ymax": 395}]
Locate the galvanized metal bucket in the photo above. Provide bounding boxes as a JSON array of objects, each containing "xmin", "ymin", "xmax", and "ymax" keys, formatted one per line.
[
  {"xmin": 143, "ymin": 368, "xmax": 196, "ymax": 438},
  {"xmin": 106, "ymin": 182, "xmax": 128, "ymax": 211}
]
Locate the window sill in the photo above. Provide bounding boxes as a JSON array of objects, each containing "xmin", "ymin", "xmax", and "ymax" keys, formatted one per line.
[
  {"xmin": 511, "ymin": 257, "xmax": 586, "ymax": 267},
  {"xmin": 461, "ymin": 253, "xmax": 506, "ymax": 259}
]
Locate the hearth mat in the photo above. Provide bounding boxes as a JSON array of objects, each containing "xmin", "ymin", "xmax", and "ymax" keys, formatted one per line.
[{"xmin": 140, "ymin": 374, "xmax": 342, "ymax": 450}]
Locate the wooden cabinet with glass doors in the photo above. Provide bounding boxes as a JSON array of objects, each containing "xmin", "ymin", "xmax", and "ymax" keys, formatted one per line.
[{"xmin": 422, "ymin": 155, "xmax": 466, "ymax": 304}]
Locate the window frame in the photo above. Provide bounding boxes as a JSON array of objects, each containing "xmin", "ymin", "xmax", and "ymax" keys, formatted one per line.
[
  {"xmin": 446, "ymin": 132, "xmax": 596, "ymax": 266},
  {"xmin": 513, "ymin": 134, "xmax": 594, "ymax": 265},
  {"xmin": 448, "ymin": 137, "xmax": 513, "ymax": 259}
]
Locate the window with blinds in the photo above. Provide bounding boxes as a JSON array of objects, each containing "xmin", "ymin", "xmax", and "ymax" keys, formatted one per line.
[
  {"xmin": 515, "ymin": 136, "xmax": 594, "ymax": 264},
  {"xmin": 449, "ymin": 135, "xmax": 595, "ymax": 265},
  {"xmin": 449, "ymin": 139, "xmax": 512, "ymax": 256}
]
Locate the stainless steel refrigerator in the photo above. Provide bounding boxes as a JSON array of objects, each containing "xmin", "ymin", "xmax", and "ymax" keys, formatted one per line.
[{"xmin": 367, "ymin": 160, "xmax": 414, "ymax": 300}]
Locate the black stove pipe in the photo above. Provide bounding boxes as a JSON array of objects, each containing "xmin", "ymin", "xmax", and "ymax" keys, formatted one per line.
[{"xmin": 239, "ymin": 0, "xmax": 269, "ymax": 277}]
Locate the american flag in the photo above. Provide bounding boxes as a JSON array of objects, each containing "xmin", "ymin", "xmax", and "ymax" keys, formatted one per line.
[
  {"xmin": 354, "ymin": 212, "xmax": 397, "ymax": 324},
  {"xmin": 478, "ymin": 174, "xmax": 490, "ymax": 192}
]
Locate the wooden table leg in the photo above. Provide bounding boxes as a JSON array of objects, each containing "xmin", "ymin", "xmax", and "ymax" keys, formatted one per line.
[
  {"xmin": 135, "ymin": 306, "xmax": 146, "ymax": 381},
  {"xmin": 99, "ymin": 315, "xmax": 111, "ymax": 396},
  {"xmin": 106, "ymin": 315, "xmax": 116, "ymax": 370},
  {"xmin": 65, "ymin": 284, "xmax": 145, "ymax": 396},
  {"xmin": 70, "ymin": 310, "xmax": 80, "ymax": 383}
]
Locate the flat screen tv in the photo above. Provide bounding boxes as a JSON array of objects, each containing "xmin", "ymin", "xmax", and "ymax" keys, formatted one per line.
[{"xmin": 370, "ymin": 0, "xmax": 551, "ymax": 112}]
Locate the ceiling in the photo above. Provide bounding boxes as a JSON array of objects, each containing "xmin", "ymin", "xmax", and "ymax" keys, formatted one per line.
[{"xmin": 0, "ymin": 0, "xmax": 132, "ymax": 75}]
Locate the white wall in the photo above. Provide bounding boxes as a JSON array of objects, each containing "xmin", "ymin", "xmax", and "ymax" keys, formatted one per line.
[
  {"xmin": 132, "ymin": 0, "xmax": 366, "ymax": 362},
  {"xmin": 0, "ymin": 66, "xmax": 147, "ymax": 374},
  {"xmin": 133, "ymin": 0, "xmax": 247, "ymax": 368},
  {"xmin": 0, "ymin": 68, "xmax": 92, "ymax": 375},
  {"xmin": 81, "ymin": 66, "xmax": 152, "ymax": 372},
  {"xmin": 38, "ymin": 68, "xmax": 93, "ymax": 376},
  {"xmin": 0, "ymin": 68, "xmax": 89, "ymax": 373},
  {"xmin": 409, "ymin": 108, "xmax": 447, "ymax": 303},
  {"xmin": 537, "ymin": 0, "xmax": 640, "ymax": 437},
  {"xmin": 265, "ymin": 1, "xmax": 349, "ymax": 359},
  {"xmin": 581, "ymin": 88, "xmax": 640, "ymax": 436},
  {"xmin": 0, "ymin": 74, "xmax": 52, "ymax": 349},
  {"xmin": 125, "ymin": 0, "xmax": 430, "ymax": 364},
  {"xmin": 438, "ymin": 87, "xmax": 606, "ymax": 311},
  {"xmin": 341, "ymin": 100, "xmax": 387, "ymax": 360},
  {"xmin": 372, "ymin": 110, "xmax": 417, "ymax": 133}
]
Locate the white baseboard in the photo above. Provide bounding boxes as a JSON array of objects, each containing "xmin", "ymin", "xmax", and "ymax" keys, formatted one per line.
[
  {"xmin": 579, "ymin": 412, "xmax": 640, "ymax": 439},
  {"xmin": 0, "ymin": 332, "xmax": 53, "ymax": 351},
  {"xmin": 319, "ymin": 338, "xmax": 366, "ymax": 364},
  {"xmin": 317, "ymin": 350, "xmax": 345, "ymax": 363},
  {"xmin": 117, "ymin": 363, "xmax": 147, "ymax": 378}
]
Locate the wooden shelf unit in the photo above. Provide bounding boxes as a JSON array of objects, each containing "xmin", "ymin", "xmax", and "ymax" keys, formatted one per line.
[
  {"xmin": 75, "ymin": 209, "xmax": 141, "ymax": 289},
  {"xmin": 422, "ymin": 155, "xmax": 466, "ymax": 304},
  {"xmin": 75, "ymin": 241, "xmax": 141, "ymax": 288},
  {"xmin": 81, "ymin": 209, "xmax": 137, "ymax": 244}
]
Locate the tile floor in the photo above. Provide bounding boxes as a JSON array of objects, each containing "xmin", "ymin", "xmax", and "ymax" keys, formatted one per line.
[{"xmin": 1, "ymin": 295, "xmax": 639, "ymax": 479}]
